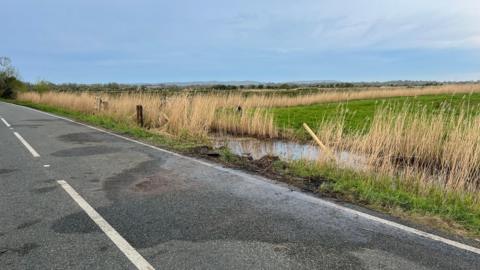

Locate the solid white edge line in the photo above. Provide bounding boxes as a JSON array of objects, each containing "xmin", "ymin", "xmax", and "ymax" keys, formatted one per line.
[
  {"xmin": 57, "ymin": 180, "xmax": 155, "ymax": 270},
  {"xmin": 1, "ymin": 117, "xmax": 11, "ymax": 127},
  {"xmin": 13, "ymin": 131, "xmax": 40, "ymax": 157},
  {"xmin": 5, "ymin": 101, "xmax": 480, "ymax": 255}
]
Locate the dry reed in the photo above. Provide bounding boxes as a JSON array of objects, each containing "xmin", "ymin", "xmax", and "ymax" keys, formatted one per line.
[
  {"xmin": 17, "ymin": 91, "xmax": 278, "ymax": 138},
  {"xmin": 315, "ymin": 104, "xmax": 480, "ymax": 194}
]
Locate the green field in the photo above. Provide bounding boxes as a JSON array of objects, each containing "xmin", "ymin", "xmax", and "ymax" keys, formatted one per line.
[{"xmin": 271, "ymin": 92, "xmax": 480, "ymax": 135}]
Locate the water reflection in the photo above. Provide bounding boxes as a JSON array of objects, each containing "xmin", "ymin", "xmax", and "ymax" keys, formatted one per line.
[{"xmin": 213, "ymin": 136, "xmax": 365, "ymax": 169}]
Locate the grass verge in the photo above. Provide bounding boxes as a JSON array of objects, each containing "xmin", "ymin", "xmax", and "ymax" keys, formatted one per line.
[
  {"xmin": 285, "ymin": 160, "xmax": 480, "ymax": 237},
  {"xmin": 4, "ymin": 99, "xmax": 206, "ymax": 151}
]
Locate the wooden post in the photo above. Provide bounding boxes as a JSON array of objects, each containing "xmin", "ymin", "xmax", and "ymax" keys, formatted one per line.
[
  {"xmin": 136, "ymin": 105, "xmax": 144, "ymax": 127},
  {"xmin": 95, "ymin": 97, "xmax": 101, "ymax": 111},
  {"xmin": 303, "ymin": 123, "xmax": 336, "ymax": 161}
]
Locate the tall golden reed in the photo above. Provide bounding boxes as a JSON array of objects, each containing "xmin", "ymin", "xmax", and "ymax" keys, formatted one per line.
[
  {"xmin": 17, "ymin": 91, "xmax": 278, "ymax": 138},
  {"xmin": 316, "ymin": 103, "xmax": 480, "ymax": 193}
]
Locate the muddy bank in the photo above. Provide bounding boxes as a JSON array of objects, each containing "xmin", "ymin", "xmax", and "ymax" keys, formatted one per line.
[{"xmin": 187, "ymin": 145, "xmax": 332, "ymax": 195}]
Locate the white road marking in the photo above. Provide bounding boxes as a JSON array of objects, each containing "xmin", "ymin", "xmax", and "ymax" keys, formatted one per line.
[
  {"xmin": 43, "ymin": 164, "xmax": 50, "ymax": 168},
  {"xmin": 1, "ymin": 117, "xmax": 11, "ymax": 127},
  {"xmin": 13, "ymin": 132, "xmax": 40, "ymax": 157},
  {"xmin": 5, "ymin": 101, "xmax": 480, "ymax": 255},
  {"xmin": 57, "ymin": 180, "xmax": 155, "ymax": 270}
]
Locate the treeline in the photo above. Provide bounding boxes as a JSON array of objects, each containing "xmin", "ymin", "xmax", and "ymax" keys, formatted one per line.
[
  {"xmin": 2, "ymin": 55, "xmax": 478, "ymax": 98},
  {"xmin": 31, "ymin": 81, "xmax": 450, "ymax": 93},
  {"xmin": 13, "ymin": 82, "xmax": 356, "ymax": 94},
  {"xmin": 25, "ymin": 82, "xmax": 359, "ymax": 93},
  {"xmin": 200, "ymin": 82, "xmax": 357, "ymax": 90}
]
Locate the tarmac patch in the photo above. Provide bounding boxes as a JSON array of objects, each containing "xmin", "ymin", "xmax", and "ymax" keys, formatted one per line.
[
  {"xmin": 31, "ymin": 186, "xmax": 57, "ymax": 194},
  {"xmin": 11, "ymin": 124, "xmax": 43, "ymax": 128},
  {"xmin": 26, "ymin": 119, "xmax": 60, "ymax": 122},
  {"xmin": 0, "ymin": 169, "xmax": 16, "ymax": 175},
  {"xmin": 0, "ymin": 243, "xmax": 39, "ymax": 257},
  {"xmin": 51, "ymin": 145, "xmax": 120, "ymax": 157},
  {"xmin": 102, "ymin": 158, "xmax": 166, "ymax": 201},
  {"xmin": 57, "ymin": 132, "xmax": 105, "ymax": 144},
  {"xmin": 51, "ymin": 211, "xmax": 99, "ymax": 234},
  {"xmin": 16, "ymin": 219, "xmax": 42, "ymax": 230},
  {"xmin": 132, "ymin": 169, "xmax": 198, "ymax": 194}
]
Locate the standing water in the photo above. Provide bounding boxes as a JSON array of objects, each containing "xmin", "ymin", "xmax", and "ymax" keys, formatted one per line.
[{"xmin": 213, "ymin": 136, "xmax": 365, "ymax": 169}]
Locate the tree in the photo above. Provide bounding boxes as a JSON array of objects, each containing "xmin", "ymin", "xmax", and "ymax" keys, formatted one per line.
[
  {"xmin": 0, "ymin": 57, "xmax": 23, "ymax": 99},
  {"xmin": 0, "ymin": 57, "xmax": 17, "ymax": 78}
]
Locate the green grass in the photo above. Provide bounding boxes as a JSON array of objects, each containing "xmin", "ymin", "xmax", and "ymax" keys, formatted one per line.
[
  {"xmin": 271, "ymin": 92, "xmax": 480, "ymax": 135},
  {"xmin": 284, "ymin": 160, "xmax": 480, "ymax": 236},
  {"xmin": 4, "ymin": 99, "xmax": 206, "ymax": 151}
]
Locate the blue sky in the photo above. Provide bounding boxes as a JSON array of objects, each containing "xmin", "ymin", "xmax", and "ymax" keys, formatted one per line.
[{"xmin": 3, "ymin": 0, "xmax": 480, "ymax": 83}]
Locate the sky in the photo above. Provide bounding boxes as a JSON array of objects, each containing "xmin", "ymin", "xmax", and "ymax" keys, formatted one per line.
[{"xmin": 2, "ymin": 0, "xmax": 480, "ymax": 83}]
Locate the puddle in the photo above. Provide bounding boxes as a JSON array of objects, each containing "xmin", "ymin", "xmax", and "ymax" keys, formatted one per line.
[{"xmin": 213, "ymin": 136, "xmax": 365, "ymax": 169}]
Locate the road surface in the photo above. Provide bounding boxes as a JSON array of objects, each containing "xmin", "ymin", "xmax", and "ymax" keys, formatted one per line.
[{"xmin": 0, "ymin": 101, "xmax": 479, "ymax": 269}]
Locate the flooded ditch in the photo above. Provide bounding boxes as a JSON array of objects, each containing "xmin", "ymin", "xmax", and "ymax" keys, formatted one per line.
[{"xmin": 212, "ymin": 136, "xmax": 366, "ymax": 170}]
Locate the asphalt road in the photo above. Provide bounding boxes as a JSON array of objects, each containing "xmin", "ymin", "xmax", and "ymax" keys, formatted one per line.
[{"xmin": 1, "ymin": 101, "xmax": 479, "ymax": 270}]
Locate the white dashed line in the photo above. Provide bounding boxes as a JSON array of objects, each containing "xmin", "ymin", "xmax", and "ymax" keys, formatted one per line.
[
  {"xmin": 13, "ymin": 132, "xmax": 40, "ymax": 157},
  {"xmin": 1, "ymin": 117, "xmax": 11, "ymax": 127},
  {"xmin": 57, "ymin": 180, "xmax": 155, "ymax": 270}
]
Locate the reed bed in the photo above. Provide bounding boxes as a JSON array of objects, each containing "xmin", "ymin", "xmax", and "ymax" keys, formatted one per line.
[
  {"xmin": 17, "ymin": 91, "xmax": 278, "ymax": 138},
  {"xmin": 315, "ymin": 104, "xmax": 480, "ymax": 195},
  {"xmin": 17, "ymin": 83, "xmax": 480, "ymax": 140}
]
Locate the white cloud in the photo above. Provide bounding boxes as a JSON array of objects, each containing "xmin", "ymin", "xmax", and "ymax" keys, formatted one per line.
[{"xmin": 219, "ymin": 0, "xmax": 480, "ymax": 51}]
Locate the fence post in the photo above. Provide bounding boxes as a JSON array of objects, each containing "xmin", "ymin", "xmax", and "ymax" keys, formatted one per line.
[
  {"xmin": 136, "ymin": 105, "xmax": 144, "ymax": 127},
  {"xmin": 95, "ymin": 97, "xmax": 101, "ymax": 111}
]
